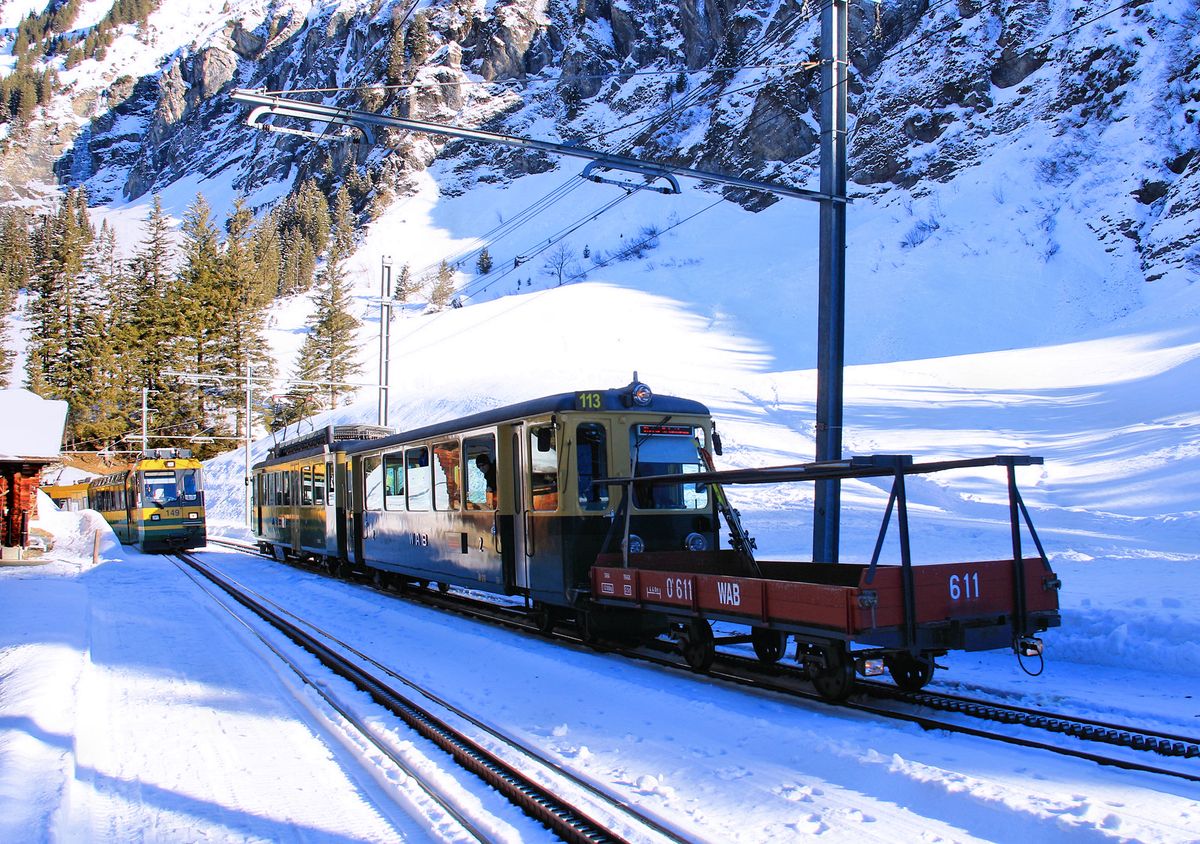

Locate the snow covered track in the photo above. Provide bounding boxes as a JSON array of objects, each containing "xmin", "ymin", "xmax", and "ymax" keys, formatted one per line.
[
  {"xmin": 176, "ymin": 551, "xmax": 692, "ymax": 844},
  {"xmin": 210, "ymin": 535, "xmax": 1200, "ymax": 784}
]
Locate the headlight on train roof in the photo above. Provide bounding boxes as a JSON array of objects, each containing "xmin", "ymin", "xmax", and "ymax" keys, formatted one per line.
[
  {"xmin": 630, "ymin": 381, "xmax": 653, "ymax": 406},
  {"xmin": 684, "ymin": 532, "xmax": 709, "ymax": 552},
  {"xmin": 624, "ymin": 534, "xmax": 645, "ymax": 554}
]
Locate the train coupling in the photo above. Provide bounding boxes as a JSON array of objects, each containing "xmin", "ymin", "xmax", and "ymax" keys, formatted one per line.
[{"xmin": 1015, "ymin": 637, "xmax": 1044, "ymax": 658}]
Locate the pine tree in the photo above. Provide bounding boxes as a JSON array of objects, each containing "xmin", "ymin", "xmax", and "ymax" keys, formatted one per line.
[
  {"xmin": 475, "ymin": 247, "xmax": 493, "ymax": 275},
  {"xmin": 429, "ymin": 260, "xmax": 456, "ymax": 309},
  {"xmin": 25, "ymin": 188, "xmax": 94, "ymax": 404},
  {"xmin": 175, "ymin": 193, "xmax": 224, "ymax": 430},
  {"xmin": 72, "ymin": 221, "xmax": 132, "ymax": 448},
  {"xmin": 392, "ymin": 262, "xmax": 415, "ymax": 304},
  {"xmin": 127, "ymin": 195, "xmax": 187, "ymax": 443},
  {"xmin": 294, "ymin": 186, "xmax": 362, "ymax": 410},
  {"xmin": 215, "ymin": 197, "xmax": 275, "ymax": 432},
  {"xmin": 386, "ymin": 10, "xmax": 407, "ymax": 87}
]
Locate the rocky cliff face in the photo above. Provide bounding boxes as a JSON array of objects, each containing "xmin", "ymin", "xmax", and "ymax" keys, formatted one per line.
[{"xmin": 6, "ymin": 0, "xmax": 1198, "ymax": 286}]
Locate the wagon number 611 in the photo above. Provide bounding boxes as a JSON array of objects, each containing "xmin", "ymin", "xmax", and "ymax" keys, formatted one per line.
[{"xmin": 949, "ymin": 572, "xmax": 981, "ymax": 601}]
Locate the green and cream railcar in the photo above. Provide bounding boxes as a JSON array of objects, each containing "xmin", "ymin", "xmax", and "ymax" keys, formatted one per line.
[
  {"xmin": 88, "ymin": 450, "xmax": 207, "ymax": 552},
  {"xmin": 252, "ymin": 382, "xmax": 719, "ymax": 635}
]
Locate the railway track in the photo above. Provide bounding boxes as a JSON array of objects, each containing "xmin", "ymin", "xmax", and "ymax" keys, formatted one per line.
[
  {"xmin": 179, "ymin": 547, "xmax": 689, "ymax": 844},
  {"xmin": 203, "ymin": 538, "xmax": 1200, "ymax": 785}
]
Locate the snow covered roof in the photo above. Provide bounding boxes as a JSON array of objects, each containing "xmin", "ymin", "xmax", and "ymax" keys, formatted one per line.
[{"xmin": 0, "ymin": 389, "xmax": 67, "ymax": 462}]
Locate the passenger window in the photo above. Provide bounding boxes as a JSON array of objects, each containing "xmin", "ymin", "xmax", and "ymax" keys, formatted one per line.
[
  {"xmin": 464, "ymin": 434, "xmax": 497, "ymax": 510},
  {"xmin": 327, "ymin": 463, "xmax": 335, "ymax": 496},
  {"xmin": 301, "ymin": 466, "xmax": 313, "ymax": 505},
  {"xmin": 383, "ymin": 453, "xmax": 405, "ymax": 510},
  {"xmin": 406, "ymin": 448, "xmax": 431, "ymax": 511},
  {"xmin": 363, "ymin": 456, "xmax": 384, "ymax": 510},
  {"xmin": 530, "ymin": 426, "xmax": 558, "ymax": 511},
  {"xmin": 313, "ymin": 464, "xmax": 325, "ymax": 505},
  {"xmin": 433, "ymin": 440, "xmax": 461, "ymax": 511},
  {"xmin": 577, "ymin": 423, "xmax": 608, "ymax": 511},
  {"xmin": 283, "ymin": 471, "xmax": 293, "ymax": 506}
]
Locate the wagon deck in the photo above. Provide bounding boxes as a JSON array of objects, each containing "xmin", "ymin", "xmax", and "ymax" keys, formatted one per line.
[{"xmin": 591, "ymin": 453, "xmax": 1061, "ymax": 666}]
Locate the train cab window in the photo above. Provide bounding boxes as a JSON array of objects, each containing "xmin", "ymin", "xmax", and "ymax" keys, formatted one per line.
[
  {"xmin": 301, "ymin": 466, "xmax": 314, "ymax": 505},
  {"xmin": 577, "ymin": 423, "xmax": 609, "ymax": 511},
  {"xmin": 406, "ymin": 448, "xmax": 431, "ymax": 511},
  {"xmin": 180, "ymin": 469, "xmax": 200, "ymax": 501},
  {"xmin": 313, "ymin": 464, "xmax": 325, "ymax": 505},
  {"xmin": 530, "ymin": 425, "xmax": 559, "ymax": 511},
  {"xmin": 432, "ymin": 440, "xmax": 461, "ymax": 511},
  {"xmin": 363, "ymin": 456, "xmax": 384, "ymax": 510},
  {"xmin": 144, "ymin": 470, "xmax": 176, "ymax": 506},
  {"xmin": 383, "ymin": 453, "xmax": 405, "ymax": 510},
  {"xmin": 630, "ymin": 424, "xmax": 709, "ymax": 510},
  {"xmin": 463, "ymin": 434, "xmax": 497, "ymax": 510}
]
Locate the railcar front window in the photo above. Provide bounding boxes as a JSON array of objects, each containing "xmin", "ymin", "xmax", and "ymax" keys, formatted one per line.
[
  {"xmin": 577, "ymin": 423, "xmax": 608, "ymax": 511},
  {"xmin": 630, "ymin": 424, "xmax": 709, "ymax": 510},
  {"xmin": 143, "ymin": 470, "xmax": 178, "ymax": 506},
  {"xmin": 530, "ymin": 426, "xmax": 558, "ymax": 511},
  {"xmin": 179, "ymin": 469, "xmax": 200, "ymax": 501}
]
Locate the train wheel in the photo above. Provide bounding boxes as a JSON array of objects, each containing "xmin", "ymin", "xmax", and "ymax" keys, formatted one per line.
[
  {"xmin": 437, "ymin": 582, "xmax": 451, "ymax": 594},
  {"xmin": 751, "ymin": 627, "xmax": 787, "ymax": 664},
  {"xmin": 681, "ymin": 619, "xmax": 715, "ymax": 673},
  {"xmin": 532, "ymin": 603, "xmax": 557, "ymax": 635},
  {"xmin": 807, "ymin": 643, "xmax": 855, "ymax": 701},
  {"xmin": 886, "ymin": 652, "xmax": 935, "ymax": 692},
  {"xmin": 372, "ymin": 570, "xmax": 390, "ymax": 591}
]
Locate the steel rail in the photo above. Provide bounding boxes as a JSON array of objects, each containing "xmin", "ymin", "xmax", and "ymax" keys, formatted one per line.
[
  {"xmin": 181, "ymin": 550, "xmax": 688, "ymax": 844},
  {"xmin": 170, "ymin": 555, "xmax": 491, "ymax": 841}
]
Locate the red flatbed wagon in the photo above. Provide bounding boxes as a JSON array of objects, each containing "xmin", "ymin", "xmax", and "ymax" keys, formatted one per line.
[{"xmin": 589, "ymin": 455, "xmax": 1062, "ymax": 699}]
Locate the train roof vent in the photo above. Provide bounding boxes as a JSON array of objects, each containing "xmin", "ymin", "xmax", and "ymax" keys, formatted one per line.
[{"xmin": 271, "ymin": 424, "xmax": 395, "ymax": 458}]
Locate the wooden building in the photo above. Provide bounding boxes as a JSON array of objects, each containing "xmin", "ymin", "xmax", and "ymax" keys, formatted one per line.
[{"xmin": 1, "ymin": 390, "xmax": 68, "ymax": 553}]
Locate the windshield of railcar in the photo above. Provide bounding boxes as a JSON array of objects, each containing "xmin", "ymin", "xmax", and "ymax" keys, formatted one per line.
[
  {"xmin": 630, "ymin": 424, "xmax": 708, "ymax": 510},
  {"xmin": 143, "ymin": 468, "xmax": 201, "ymax": 506}
]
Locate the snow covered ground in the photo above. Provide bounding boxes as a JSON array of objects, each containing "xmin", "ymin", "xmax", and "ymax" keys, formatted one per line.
[
  {"xmin": 5, "ymin": 260, "xmax": 1200, "ymax": 838},
  {"xmin": 3, "ymin": 497, "xmax": 1198, "ymax": 842}
]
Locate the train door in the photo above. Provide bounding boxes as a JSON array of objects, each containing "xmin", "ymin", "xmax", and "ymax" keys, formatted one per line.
[
  {"xmin": 323, "ymin": 456, "xmax": 337, "ymax": 557},
  {"xmin": 510, "ymin": 427, "xmax": 529, "ymax": 593},
  {"xmin": 347, "ymin": 457, "xmax": 363, "ymax": 565}
]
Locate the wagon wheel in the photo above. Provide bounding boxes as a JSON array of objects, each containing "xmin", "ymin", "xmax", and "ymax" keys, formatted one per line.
[
  {"xmin": 324, "ymin": 557, "xmax": 345, "ymax": 579},
  {"xmin": 807, "ymin": 642, "xmax": 855, "ymax": 701},
  {"xmin": 372, "ymin": 570, "xmax": 390, "ymax": 591},
  {"xmin": 885, "ymin": 652, "xmax": 935, "ymax": 692},
  {"xmin": 750, "ymin": 627, "xmax": 787, "ymax": 664},
  {"xmin": 681, "ymin": 619, "xmax": 716, "ymax": 673}
]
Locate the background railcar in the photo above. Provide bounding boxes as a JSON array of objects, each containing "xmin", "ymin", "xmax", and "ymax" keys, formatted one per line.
[
  {"xmin": 88, "ymin": 450, "xmax": 207, "ymax": 552},
  {"xmin": 41, "ymin": 481, "xmax": 91, "ymax": 512}
]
